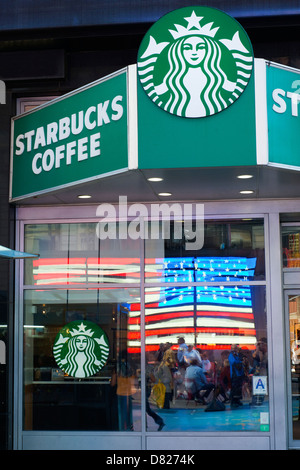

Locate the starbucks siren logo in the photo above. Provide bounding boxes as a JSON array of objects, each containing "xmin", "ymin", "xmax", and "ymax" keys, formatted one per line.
[
  {"xmin": 137, "ymin": 6, "xmax": 253, "ymax": 118},
  {"xmin": 53, "ymin": 320, "xmax": 109, "ymax": 378}
]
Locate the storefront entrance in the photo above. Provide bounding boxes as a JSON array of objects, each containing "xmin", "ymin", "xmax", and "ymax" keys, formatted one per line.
[
  {"xmin": 285, "ymin": 291, "xmax": 300, "ymax": 448},
  {"xmin": 282, "ymin": 223, "xmax": 300, "ymax": 448},
  {"xmin": 14, "ymin": 201, "xmax": 300, "ymax": 450},
  {"xmin": 13, "ymin": 202, "xmax": 278, "ymax": 450}
]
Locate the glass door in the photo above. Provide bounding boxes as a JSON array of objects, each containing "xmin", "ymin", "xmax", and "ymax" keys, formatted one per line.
[{"xmin": 286, "ymin": 291, "xmax": 300, "ymax": 447}]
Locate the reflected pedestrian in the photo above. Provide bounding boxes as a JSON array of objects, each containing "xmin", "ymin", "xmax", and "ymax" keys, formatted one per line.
[
  {"xmin": 155, "ymin": 349, "xmax": 175, "ymax": 409},
  {"xmin": 112, "ymin": 350, "xmax": 137, "ymax": 430},
  {"xmin": 146, "ymin": 355, "xmax": 165, "ymax": 431},
  {"xmin": 228, "ymin": 344, "xmax": 245, "ymax": 409}
]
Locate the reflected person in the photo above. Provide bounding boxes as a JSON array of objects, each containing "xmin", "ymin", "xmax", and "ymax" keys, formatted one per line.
[{"xmin": 146, "ymin": 356, "xmax": 165, "ymax": 431}]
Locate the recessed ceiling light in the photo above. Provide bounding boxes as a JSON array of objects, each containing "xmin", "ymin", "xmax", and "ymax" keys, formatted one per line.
[
  {"xmin": 158, "ymin": 192, "xmax": 172, "ymax": 196},
  {"xmin": 78, "ymin": 194, "xmax": 92, "ymax": 199},
  {"xmin": 240, "ymin": 190, "xmax": 254, "ymax": 194},
  {"xmin": 148, "ymin": 177, "xmax": 164, "ymax": 182},
  {"xmin": 237, "ymin": 174, "xmax": 254, "ymax": 179}
]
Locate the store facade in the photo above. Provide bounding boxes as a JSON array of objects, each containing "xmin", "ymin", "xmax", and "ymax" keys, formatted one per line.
[{"xmin": 8, "ymin": 6, "xmax": 300, "ymax": 450}]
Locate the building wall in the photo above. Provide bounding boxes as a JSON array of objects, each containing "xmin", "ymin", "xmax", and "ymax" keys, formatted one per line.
[{"xmin": 0, "ymin": 6, "xmax": 300, "ymax": 449}]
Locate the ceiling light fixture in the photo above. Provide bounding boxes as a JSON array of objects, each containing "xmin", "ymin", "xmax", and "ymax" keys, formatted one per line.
[
  {"xmin": 77, "ymin": 195, "xmax": 92, "ymax": 199},
  {"xmin": 240, "ymin": 190, "xmax": 254, "ymax": 194},
  {"xmin": 158, "ymin": 192, "xmax": 172, "ymax": 196},
  {"xmin": 148, "ymin": 177, "xmax": 164, "ymax": 182},
  {"xmin": 237, "ymin": 174, "xmax": 253, "ymax": 179}
]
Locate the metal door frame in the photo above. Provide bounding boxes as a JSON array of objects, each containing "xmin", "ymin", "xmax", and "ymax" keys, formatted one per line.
[{"xmin": 284, "ymin": 289, "xmax": 300, "ymax": 449}]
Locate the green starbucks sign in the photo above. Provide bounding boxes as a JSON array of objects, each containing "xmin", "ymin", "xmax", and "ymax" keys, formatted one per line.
[
  {"xmin": 267, "ymin": 62, "xmax": 300, "ymax": 168},
  {"xmin": 137, "ymin": 6, "xmax": 253, "ymax": 118},
  {"xmin": 53, "ymin": 320, "xmax": 109, "ymax": 378},
  {"xmin": 10, "ymin": 68, "xmax": 128, "ymax": 201}
]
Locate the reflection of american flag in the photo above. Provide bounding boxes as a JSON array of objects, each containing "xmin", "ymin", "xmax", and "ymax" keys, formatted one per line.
[
  {"xmin": 32, "ymin": 257, "xmax": 141, "ymax": 285},
  {"xmin": 128, "ymin": 257, "xmax": 257, "ymax": 353},
  {"xmin": 147, "ymin": 257, "xmax": 256, "ymax": 283},
  {"xmin": 31, "ymin": 255, "xmax": 258, "ymax": 353}
]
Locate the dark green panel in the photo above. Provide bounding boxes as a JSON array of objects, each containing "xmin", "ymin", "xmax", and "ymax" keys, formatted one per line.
[
  {"xmin": 137, "ymin": 71, "xmax": 256, "ymax": 169},
  {"xmin": 267, "ymin": 64, "xmax": 300, "ymax": 168}
]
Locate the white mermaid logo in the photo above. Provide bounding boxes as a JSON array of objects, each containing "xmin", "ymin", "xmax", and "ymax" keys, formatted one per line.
[
  {"xmin": 53, "ymin": 320, "xmax": 109, "ymax": 378},
  {"xmin": 138, "ymin": 8, "xmax": 253, "ymax": 118}
]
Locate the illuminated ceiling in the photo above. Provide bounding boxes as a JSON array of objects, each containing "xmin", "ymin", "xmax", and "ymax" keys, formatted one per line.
[{"xmin": 13, "ymin": 165, "xmax": 300, "ymax": 206}]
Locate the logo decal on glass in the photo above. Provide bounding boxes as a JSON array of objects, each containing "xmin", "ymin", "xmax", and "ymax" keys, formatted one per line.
[
  {"xmin": 137, "ymin": 6, "xmax": 253, "ymax": 118},
  {"xmin": 53, "ymin": 320, "xmax": 109, "ymax": 378}
]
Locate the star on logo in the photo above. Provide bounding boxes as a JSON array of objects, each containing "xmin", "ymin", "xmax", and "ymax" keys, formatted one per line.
[
  {"xmin": 78, "ymin": 322, "xmax": 87, "ymax": 332},
  {"xmin": 184, "ymin": 11, "xmax": 204, "ymax": 29}
]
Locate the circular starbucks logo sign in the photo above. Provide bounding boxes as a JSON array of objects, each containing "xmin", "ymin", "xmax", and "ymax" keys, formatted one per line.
[
  {"xmin": 53, "ymin": 320, "xmax": 109, "ymax": 378},
  {"xmin": 137, "ymin": 6, "xmax": 253, "ymax": 118}
]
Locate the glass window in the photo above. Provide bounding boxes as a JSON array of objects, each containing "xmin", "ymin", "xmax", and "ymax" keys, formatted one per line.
[
  {"xmin": 24, "ymin": 223, "xmax": 140, "ymax": 285},
  {"xmin": 287, "ymin": 294, "xmax": 300, "ymax": 441},
  {"xmin": 144, "ymin": 218, "xmax": 267, "ymax": 432},
  {"xmin": 17, "ymin": 97, "xmax": 59, "ymax": 115},
  {"xmin": 145, "ymin": 219, "xmax": 265, "ymax": 282},
  {"xmin": 282, "ymin": 226, "xmax": 300, "ymax": 268},
  {"xmin": 144, "ymin": 285, "xmax": 268, "ymax": 432},
  {"xmin": 23, "ymin": 288, "xmax": 141, "ymax": 431},
  {"xmin": 23, "ymin": 218, "xmax": 267, "ymax": 434},
  {"xmin": 0, "ymin": 319, "xmax": 7, "ymax": 448}
]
